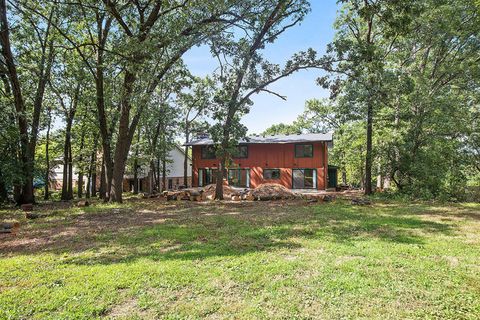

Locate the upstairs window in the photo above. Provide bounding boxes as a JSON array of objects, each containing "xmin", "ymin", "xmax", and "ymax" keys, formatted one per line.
[
  {"xmin": 201, "ymin": 146, "xmax": 216, "ymax": 159},
  {"xmin": 263, "ymin": 169, "xmax": 280, "ymax": 180},
  {"xmin": 233, "ymin": 145, "xmax": 248, "ymax": 159},
  {"xmin": 295, "ymin": 144, "xmax": 313, "ymax": 158}
]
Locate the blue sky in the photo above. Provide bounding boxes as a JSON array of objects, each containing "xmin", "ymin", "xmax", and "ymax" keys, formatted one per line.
[{"xmin": 183, "ymin": 1, "xmax": 339, "ymax": 134}]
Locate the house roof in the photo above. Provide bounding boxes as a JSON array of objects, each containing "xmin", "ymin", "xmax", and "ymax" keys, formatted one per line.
[{"xmin": 185, "ymin": 132, "xmax": 333, "ymax": 146}]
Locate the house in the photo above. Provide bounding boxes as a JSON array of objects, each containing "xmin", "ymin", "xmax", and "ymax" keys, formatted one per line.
[
  {"xmin": 48, "ymin": 161, "xmax": 78, "ymax": 191},
  {"xmin": 123, "ymin": 144, "xmax": 192, "ymax": 192},
  {"xmin": 186, "ymin": 133, "xmax": 334, "ymax": 190}
]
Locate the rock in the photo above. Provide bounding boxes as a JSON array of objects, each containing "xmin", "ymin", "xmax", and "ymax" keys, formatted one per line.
[
  {"xmin": 77, "ymin": 200, "xmax": 90, "ymax": 207},
  {"xmin": 322, "ymin": 195, "xmax": 335, "ymax": 202},
  {"xmin": 20, "ymin": 204, "xmax": 33, "ymax": 212},
  {"xmin": 25, "ymin": 212, "xmax": 39, "ymax": 219},
  {"xmin": 231, "ymin": 195, "xmax": 241, "ymax": 201},
  {"xmin": 0, "ymin": 222, "xmax": 19, "ymax": 234}
]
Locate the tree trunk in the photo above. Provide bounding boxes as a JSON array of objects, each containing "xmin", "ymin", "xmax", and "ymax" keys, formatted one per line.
[
  {"xmin": 44, "ymin": 108, "xmax": 51, "ymax": 200},
  {"xmin": 110, "ymin": 154, "xmax": 126, "ymax": 203},
  {"xmin": 214, "ymin": 158, "xmax": 226, "ymax": 200},
  {"xmin": 109, "ymin": 70, "xmax": 138, "ymax": 203},
  {"xmin": 0, "ymin": 0, "xmax": 54, "ymax": 205},
  {"xmin": 157, "ymin": 157, "xmax": 161, "ymax": 190},
  {"xmin": 133, "ymin": 158, "xmax": 139, "ymax": 194},
  {"xmin": 133, "ymin": 131, "xmax": 140, "ymax": 194},
  {"xmin": 99, "ymin": 155, "xmax": 106, "ymax": 199},
  {"xmin": 364, "ymin": 103, "xmax": 373, "ymax": 195},
  {"xmin": 77, "ymin": 131, "xmax": 86, "ymax": 198},
  {"xmin": 184, "ymin": 128, "xmax": 190, "ymax": 187},
  {"xmin": 162, "ymin": 156, "xmax": 167, "ymax": 192},
  {"xmin": 86, "ymin": 173, "xmax": 91, "ymax": 199},
  {"xmin": 77, "ymin": 172, "xmax": 83, "ymax": 198},
  {"xmin": 0, "ymin": 170, "xmax": 7, "ymax": 203},
  {"xmin": 91, "ymin": 163, "xmax": 97, "ymax": 197},
  {"xmin": 149, "ymin": 160, "xmax": 156, "ymax": 191},
  {"xmin": 86, "ymin": 136, "xmax": 98, "ymax": 198},
  {"xmin": 68, "ymin": 142, "xmax": 73, "ymax": 199},
  {"xmin": 61, "ymin": 120, "xmax": 73, "ymax": 200}
]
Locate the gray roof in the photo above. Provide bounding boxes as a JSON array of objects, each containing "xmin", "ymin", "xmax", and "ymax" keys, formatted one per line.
[{"xmin": 185, "ymin": 132, "xmax": 333, "ymax": 146}]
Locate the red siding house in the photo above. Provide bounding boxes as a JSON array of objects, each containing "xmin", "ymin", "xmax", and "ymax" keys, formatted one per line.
[{"xmin": 186, "ymin": 133, "xmax": 333, "ymax": 190}]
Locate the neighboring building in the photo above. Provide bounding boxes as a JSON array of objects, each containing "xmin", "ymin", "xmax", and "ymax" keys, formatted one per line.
[
  {"xmin": 186, "ymin": 133, "xmax": 334, "ymax": 190},
  {"xmin": 123, "ymin": 144, "xmax": 192, "ymax": 192},
  {"xmin": 49, "ymin": 162, "xmax": 78, "ymax": 190}
]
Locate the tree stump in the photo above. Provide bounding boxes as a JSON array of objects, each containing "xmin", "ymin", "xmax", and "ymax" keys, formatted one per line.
[{"xmin": 20, "ymin": 204, "xmax": 33, "ymax": 212}]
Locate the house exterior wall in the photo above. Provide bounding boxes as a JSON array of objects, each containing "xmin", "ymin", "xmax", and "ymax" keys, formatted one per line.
[
  {"xmin": 122, "ymin": 145, "xmax": 193, "ymax": 192},
  {"xmin": 191, "ymin": 142, "xmax": 328, "ymax": 190},
  {"xmin": 166, "ymin": 146, "xmax": 192, "ymax": 178}
]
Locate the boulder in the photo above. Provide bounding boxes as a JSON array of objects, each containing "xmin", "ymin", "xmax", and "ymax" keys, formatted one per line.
[
  {"xmin": 25, "ymin": 212, "xmax": 39, "ymax": 219},
  {"xmin": 351, "ymin": 198, "xmax": 371, "ymax": 205},
  {"xmin": 77, "ymin": 200, "xmax": 90, "ymax": 207},
  {"xmin": 0, "ymin": 222, "xmax": 20, "ymax": 234}
]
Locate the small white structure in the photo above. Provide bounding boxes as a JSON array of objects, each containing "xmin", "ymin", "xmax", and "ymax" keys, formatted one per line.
[
  {"xmin": 124, "ymin": 145, "xmax": 192, "ymax": 192},
  {"xmin": 163, "ymin": 144, "xmax": 192, "ymax": 189}
]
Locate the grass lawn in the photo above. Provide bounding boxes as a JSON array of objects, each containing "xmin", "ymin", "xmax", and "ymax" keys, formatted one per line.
[{"xmin": 1, "ymin": 198, "xmax": 479, "ymax": 319}]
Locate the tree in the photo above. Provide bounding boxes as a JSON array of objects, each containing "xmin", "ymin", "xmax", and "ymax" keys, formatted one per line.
[
  {"xmin": 209, "ymin": 0, "xmax": 323, "ymax": 199},
  {"xmin": 177, "ymin": 76, "xmax": 213, "ymax": 187},
  {"xmin": 0, "ymin": 0, "xmax": 57, "ymax": 204},
  {"xmin": 43, "ymin": 0, "xmax": 262, "ymax": 202},
  {"xmin": 319, "ymin": 0, "xmax": 416, "ymax": 195}
]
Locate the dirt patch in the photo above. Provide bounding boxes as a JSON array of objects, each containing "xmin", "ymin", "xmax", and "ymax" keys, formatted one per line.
[
  {"xmin": 108, "ymin": 296, "xmax": 154, "ymax": 319},
  {"xmin": 0, "ymin": 199, "xmax": 307, "ymax": 255}
]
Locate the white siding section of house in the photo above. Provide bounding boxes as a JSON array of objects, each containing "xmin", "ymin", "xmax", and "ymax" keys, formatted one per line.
[{"xmin": 165, "ymin": 146, "xmax": 191, "ymax": 178}]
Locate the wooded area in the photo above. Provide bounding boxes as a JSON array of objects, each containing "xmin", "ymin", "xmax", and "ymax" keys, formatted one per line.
[{"xmin": 0, "ymin": 0, "xmax": 479, "ymax": 204}]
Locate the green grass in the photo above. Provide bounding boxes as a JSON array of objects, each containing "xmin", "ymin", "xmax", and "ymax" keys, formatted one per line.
[{"xmin": 1, "ymin": 199, "xmax": 479, "ymax": 319}]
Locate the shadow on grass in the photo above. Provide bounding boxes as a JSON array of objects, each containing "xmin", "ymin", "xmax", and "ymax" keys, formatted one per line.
[{"xmin": 0, "ymin": 200, "xmax": 461, "ymax": 265}]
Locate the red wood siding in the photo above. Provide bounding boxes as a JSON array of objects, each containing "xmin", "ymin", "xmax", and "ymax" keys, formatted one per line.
[{"xmin": 192, "ymin": 142, "xmax": 329, "ymax": 190}]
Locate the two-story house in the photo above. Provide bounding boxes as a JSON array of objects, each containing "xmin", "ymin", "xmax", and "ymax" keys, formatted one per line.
[{"xmin": 186, "ymin": 133, "xmax": 334, "ymax": 190}]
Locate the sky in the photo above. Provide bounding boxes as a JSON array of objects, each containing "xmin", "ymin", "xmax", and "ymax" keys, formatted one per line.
[{"xmin": 182, "ymin": 1, "xmax": 340, "ymax": 134}]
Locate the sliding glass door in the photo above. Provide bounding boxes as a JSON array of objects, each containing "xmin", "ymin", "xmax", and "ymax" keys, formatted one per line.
[
  {"xmin": 292, "ymin": 169, "xmax": 317, "ymax": 189},
  {"xmin": 228, "ymin": 169, "xmax": 250, "ymax": 188},
  {"xmin": 198, "ymin": 168, "xmax": 218, "ymax": 187}
]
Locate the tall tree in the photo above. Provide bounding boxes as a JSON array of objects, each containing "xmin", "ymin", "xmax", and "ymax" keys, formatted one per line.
[
  {"xmin": 178, "ymin": 76, "xmax": 213, "ymax": 187},
  {"xmin": 319, "ymin": 0, "xmax": 416, "ymax": 195},
  {"xmin": 0, "ymin": 0, "xmax": 57, "ymax": 204},
  {"xmin": 209, "ymin": 0, "xmax": 322, "ymax": 199}
]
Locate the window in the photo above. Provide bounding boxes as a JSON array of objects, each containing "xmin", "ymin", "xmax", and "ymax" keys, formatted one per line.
[
  {"xmin": 233, "ymin": 145, "xmax": 248, "ymax": 158},
  {"xmin": 263, "ymin": 169, "xmax": 280, "ymax": 180},
  {"xmin": 228, "ymin": 169, "xmax": 250, "ymax": 188},
  {"xmin": 198, "ymin": 168, "xmax": 218, "ymax": 187},
  {"xmin": 295, "ymin": 144, "xmax": 313, "ymax": 158},
  {"xmin": 292, "ymin": 169, "xmax": 317, "ymax": 189},
  {"xmin": 201, "ymin": 146, "xmax": 216, "ymax": 159}
]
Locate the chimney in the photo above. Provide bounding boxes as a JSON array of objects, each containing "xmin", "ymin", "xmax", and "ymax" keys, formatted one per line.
[{"xmin": 196, "ymin": 132, "xmax": 210, "ymax": 139}]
